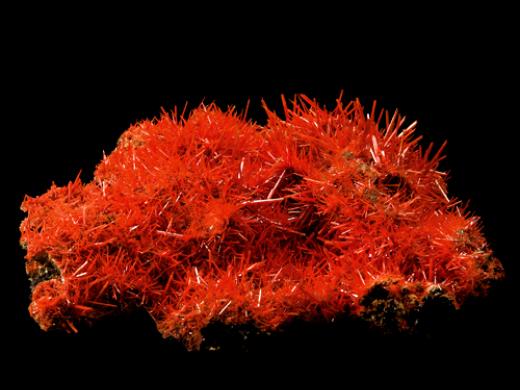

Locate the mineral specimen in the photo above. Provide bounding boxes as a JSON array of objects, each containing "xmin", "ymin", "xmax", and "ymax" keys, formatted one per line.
[{"xmin": 20, "ymin": 95, "xmax": 503, "ymax": 349}]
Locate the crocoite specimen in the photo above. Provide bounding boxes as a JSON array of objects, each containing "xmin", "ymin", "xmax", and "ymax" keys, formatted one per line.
[{"xmin": 20, "ymin": 96, "xmax": 503, "ymax": 349}]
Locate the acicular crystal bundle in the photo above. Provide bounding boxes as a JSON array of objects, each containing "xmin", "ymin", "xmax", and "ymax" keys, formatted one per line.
[{"xmin": 20, "ymin": 95, "xmax": 503, "ymax": 349}]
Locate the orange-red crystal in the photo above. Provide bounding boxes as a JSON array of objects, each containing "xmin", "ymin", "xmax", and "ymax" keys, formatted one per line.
[{"xmin": 20, "ymin": 96, "xmax": 503, "ymax": 349}]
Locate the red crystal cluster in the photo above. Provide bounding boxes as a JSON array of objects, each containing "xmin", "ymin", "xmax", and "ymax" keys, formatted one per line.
[{"xmin": 20, "ymin": 96, "xmax": 503, "ymax": 349}]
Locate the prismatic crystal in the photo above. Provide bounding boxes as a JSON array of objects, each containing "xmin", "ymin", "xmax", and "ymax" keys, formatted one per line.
[{"xmin": 20, "ymin": 96, "xmax": 503, "ymax": 349}]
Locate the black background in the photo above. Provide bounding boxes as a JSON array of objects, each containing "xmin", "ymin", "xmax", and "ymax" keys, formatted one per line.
[{"xmin": 6, "ymin": 4, "xmax": 517, "ymax": 382}]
